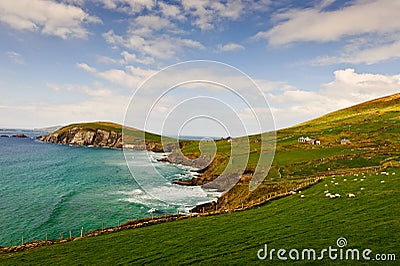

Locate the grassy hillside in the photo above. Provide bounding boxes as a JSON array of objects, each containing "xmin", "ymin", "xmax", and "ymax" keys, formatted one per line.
[
  {"xmin": 181, "ymin": 93, "xmax": 400, "ymax": 209},
  {"xmin": 1, "ymin": 94, "xmax": 399, "ymax": 264}
]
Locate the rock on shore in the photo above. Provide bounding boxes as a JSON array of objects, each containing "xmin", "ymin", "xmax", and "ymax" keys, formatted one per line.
[{"xmin": 12, "ymin": 134, "xmax": 28, "ymax": 138}]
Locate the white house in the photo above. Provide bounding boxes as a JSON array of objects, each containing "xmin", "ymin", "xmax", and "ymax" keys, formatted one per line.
[
  {"xmin": 341, "ymin": 139, "xmax": 351, "ymax": 145},
  {"xmin": 298, "ymin": 136, "xmax": 321, "ymax": 145}
]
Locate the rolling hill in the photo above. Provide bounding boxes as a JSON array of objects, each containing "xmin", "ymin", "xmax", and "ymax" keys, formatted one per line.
[{"xmin": 181, "ymin": 93, "xmax": 400, "ymax": 210}]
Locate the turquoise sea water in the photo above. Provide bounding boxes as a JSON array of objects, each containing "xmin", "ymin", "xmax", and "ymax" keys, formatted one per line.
[{"xmin": 0, "ymin": 131, "xmax": 215, "ymax": 247}]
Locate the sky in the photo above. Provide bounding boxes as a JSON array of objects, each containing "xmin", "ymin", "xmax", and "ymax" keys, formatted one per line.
[{"xmin": 1, "ymin": 0, "xmax": 400, "ymax": 136}]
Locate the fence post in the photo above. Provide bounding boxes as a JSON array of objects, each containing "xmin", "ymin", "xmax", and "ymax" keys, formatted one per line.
[
  {"xmin": 60, "ymin": 232, "xmax": 62, "ymax": 240},
  {"xmin": 45, "ymin": 232, "xmax": 48, "ymax": 241},
  {"xmin": 21, "ymin": 235, "xmax": 24, "ymax": 245},
  {"xmin": 80, "ymin": 227, "xmax": 84, "ymax": 237},
  {"xmin": 69, "ymin": 231, "xmax": 72, "ymax": 240},
  {"xmin": 102, "ymin": 222, "xmax": 104, "ymax": 231}
]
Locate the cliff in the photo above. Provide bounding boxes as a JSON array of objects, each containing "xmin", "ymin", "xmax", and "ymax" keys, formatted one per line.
[
  {"xmin": 38, "ymin": 122, "xmax": 175, "ymax": 152},
  {"xmin": 39, "ymin": 126, "xmax": 124, "ymax": 148}
]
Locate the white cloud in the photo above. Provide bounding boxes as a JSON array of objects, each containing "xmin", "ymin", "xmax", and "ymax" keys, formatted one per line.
[
  {"xmin": 96, "ymin": 0, "xmax": 270, "ymax": 31},
  {"xmin": 313, "ymin": 38, "xmax": 400, "ymax": 65},
  {"xmin": 7, "ymin": 51, "xmax": 25, "ymax": 65},
  {"xmin": 217, "ymin": 43, "xmax": 245, "ymax": 52},
  {"xmin": 323, "ymin": 68, "xmax": 400, "ymax": 101},
  {"xmin": 97, "ymin": 51, "xmax": 155, "ymax": 66},
  {"xmin": 98, "ymin": 1, "xmax": 272, "ymax": 63},
  {"xmin": 0, "ymin": 94, "xmax": 129, "ymax": 128},
  {"xmin": 158, "ymin": 2, "xmax": 184, "ymax": 20},
  {"xmin": 120, "ymin": 51, "xmax": 155, "ymax": 65},
  {"xmin": 131, "ymin": 15, "xmax": 180, "ymax": 37},
  {"xmin": 102, "ymin": 19, "xmax": 204, "ymax": 60},
  {"xmin": 96, "ymin": 0, "xmax": 154, "ymax": 14},
  {"xmin": 77, "ymin": 62, "xmax": 156, "ymax": 88},
  {"xmin": 1, "ymin": 81, "xmax": 132, "ymax": 128},
  {"xmin": 0, "ymin": 0, "xmax": 101, "ymax": 39},
  {"xmin": 181, "ymin": 0, "xmax": 245, "ymax": 30},
  {"xmin": 46, "ymin": 82, "xmax": 114, "ymax": 97},
  {"xmin": 265, "ymin": 68, "xmax": 400, "ymax": 129},
  {"xmin": 254, "ymin": 0, "xmax": 400, "ymax": 46},
  {"xmin": 77, "ymin": 63, "xmax": 97, "ymax": 73}
]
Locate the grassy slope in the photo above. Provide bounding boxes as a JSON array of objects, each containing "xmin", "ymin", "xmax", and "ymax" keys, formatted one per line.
[
  {"xmin": 1, "ymin": 167, "xmax": 398, "ymax": 265},
  {"xmin": 183, "ymin": 93, "xmax": 400, "ymax": 208},
  {"xmin": 1, "ymin": 94, "xmax": 399, "ymax": 264}
]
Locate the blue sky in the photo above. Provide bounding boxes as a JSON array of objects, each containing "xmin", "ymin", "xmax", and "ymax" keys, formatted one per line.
[{"xmin": 1, "ymin": 0, "xmax": 399, "ymax": 136}]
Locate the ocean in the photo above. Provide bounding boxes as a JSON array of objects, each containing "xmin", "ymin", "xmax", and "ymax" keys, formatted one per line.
[{"xmin": 0, "ymin": 130, "xmax": 216, "ymax": 247}]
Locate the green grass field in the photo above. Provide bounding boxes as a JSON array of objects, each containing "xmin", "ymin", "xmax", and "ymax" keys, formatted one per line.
[{"xmin": 1, "ymin": 167, "xmax": 398, "ymax": 265}]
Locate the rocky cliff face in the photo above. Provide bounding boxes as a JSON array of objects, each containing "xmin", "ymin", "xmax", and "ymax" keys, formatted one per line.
[
  {"xmin": 165, "ymin": 151, "xmax": 213, "ymax": 170},
  {"xmin": 39, "ymin": 126, "xmax": 179, "ymax": 152},
  {"xmin": 39, "ymin": 126, "xmax": 123, "ymax": 149}
]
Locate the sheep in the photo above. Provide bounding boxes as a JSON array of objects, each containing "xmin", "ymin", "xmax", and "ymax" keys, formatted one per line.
[
  {"xmin": 381, "ymin": 180, "xmax": 385, "ymax": 183},
  {"xmin": 325, "ymin": 184, "xmax": 328, "ymax": 187},
  {"xmin": 324, "ymin": 190, "xmax": 329, "ymax": 194},
  {"xmin": 335, "ymin": 193, "xmax": 341, "ymax": 198},
  {"xmin": 325, "ymin": 193, "xmax": 331, "ymax": 197},
  {"xmin": 392, "ymin": 172, "xmax": 396, "ymax": 175},
  {"xmin": 343, "ymin": 179, "xmax": 347, "ymax": 181},
  {"xmin": 298, "ymin": 190, "xmax": 302, "ymax": 194},
  {"xmin": 348, "ymin": 193, "xmax": 356, "ymax": 198},
  {"xmin": 329, "ymin": 194, "xmax": 337, "ymax": 199},
  {"xmin": 291, "ymin": 191, "xmax": 296, "ymax": 195},
  {"xmin": 360, "ymin": 178, "xmax": 365, "ymax": 182},
  {"xmin": 360, "ymin": 187, "xmax": 365, "ymax": 191},
  {"xmin": 300, "ymin": 195, "xmax": 305, "ymax": 198},
  {"xmin": 353, "ymin": 178, "xmax": 357, "ymax": 181}
]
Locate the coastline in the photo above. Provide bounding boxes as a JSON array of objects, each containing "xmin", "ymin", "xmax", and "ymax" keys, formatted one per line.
[{"xmin": 38, "ymin": 134, "xmax": 220, "ymax": 210}]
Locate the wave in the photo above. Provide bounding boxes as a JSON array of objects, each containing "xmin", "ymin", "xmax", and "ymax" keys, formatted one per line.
[{"xmin": 37, "ymin": 190, "xmax": 78, "ymax": 230}]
